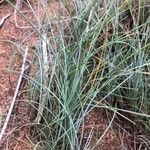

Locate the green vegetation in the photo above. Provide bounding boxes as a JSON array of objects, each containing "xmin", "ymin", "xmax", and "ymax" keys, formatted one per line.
[{"xmin": 22, "ymin": 0, "xmax": 150, "ymax": 149}]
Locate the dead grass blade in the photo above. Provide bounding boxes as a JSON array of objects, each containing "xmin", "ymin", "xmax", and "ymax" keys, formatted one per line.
[{"xmin": 0, "ymin": 48, "xmax": 28, "ymax": 141}]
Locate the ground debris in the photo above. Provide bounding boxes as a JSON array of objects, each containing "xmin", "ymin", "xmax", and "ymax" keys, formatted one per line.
[{"xmin": 0, "ymin": 13, "xmax": 12, "ymax": 27}]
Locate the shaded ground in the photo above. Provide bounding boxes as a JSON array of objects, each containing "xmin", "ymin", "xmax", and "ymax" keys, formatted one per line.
[{"xmin": 79, "ymin": 108, "xmax": 133, "ymax": 149}]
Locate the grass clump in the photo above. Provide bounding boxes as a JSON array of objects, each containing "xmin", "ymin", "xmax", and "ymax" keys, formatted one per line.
[{"xmin": 28, "ymin": 0, "xmax": 150, "ymax": 149}]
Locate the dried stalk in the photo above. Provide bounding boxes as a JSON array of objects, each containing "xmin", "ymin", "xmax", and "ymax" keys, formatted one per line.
[
  {"xmin": 0, "ymin": 48, "xmax": 28, "ymax": 141},
  {"xmin": 0, "ymin": 13, "xmax": 12, "ymax": 27}
]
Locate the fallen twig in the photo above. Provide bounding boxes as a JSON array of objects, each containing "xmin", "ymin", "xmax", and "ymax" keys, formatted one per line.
[
  {"xmin": 0, "ymin": 48, "xmax": 28, "ymax": 141},
  {"xmin": 14, "ymin": 0, "xmax": 32, "ymax": 29},
  {"xmin": 0, "ymin": 0, "xmax": 4, "ymax": 3},
  {"xmin": 0, "ymin": 13, "xmax": 12, "ymax": 27}
]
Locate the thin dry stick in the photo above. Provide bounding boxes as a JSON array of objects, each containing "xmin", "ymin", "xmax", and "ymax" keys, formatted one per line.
[
  {"xmin": 0, "ymin": 48, "xmax": 28, "ymax": 141},
  {"xmin": 14, "ymin": 0, "xmax": 31, "ymax": 29},
  {"xmin": 0, "ymin": 0, "xmax": 4, "ymax": 3},
  {"xmin": 0, "ymin": 13, "xmax": 12, "ymax": 27}
]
